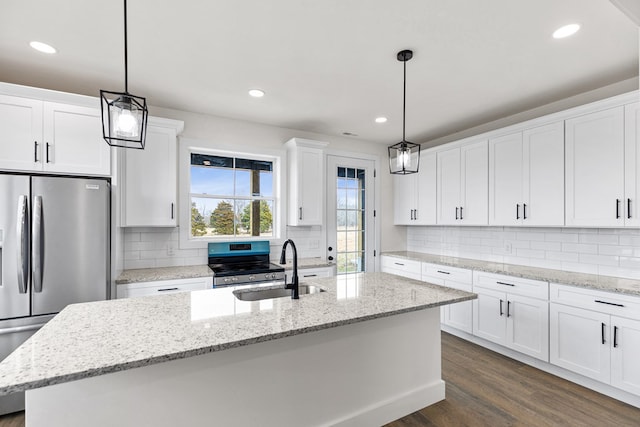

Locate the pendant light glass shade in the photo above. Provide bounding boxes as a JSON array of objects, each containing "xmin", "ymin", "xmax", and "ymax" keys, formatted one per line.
[
  {"xmin": 388, "ymin": 141, "xmax": 420, "ymax": 174},
  {"xmin": 100, "ymin": 0, "xmax": 148, "ymax": 149},
  {"xmin": 389, "ymin": 49, "xmax": 420, "ymax": 175}
]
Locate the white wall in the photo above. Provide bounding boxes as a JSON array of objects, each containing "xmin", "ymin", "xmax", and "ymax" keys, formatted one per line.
[
  {"xmin": 122, "ymin": 106, "xmax": 406, "ymax": 269},
  {"xmin": 407, "ymin": 226, "xmax": 640, "ymax": 280}
]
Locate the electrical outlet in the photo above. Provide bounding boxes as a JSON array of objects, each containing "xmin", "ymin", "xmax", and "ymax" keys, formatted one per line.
[
  {"xmin": 167, "ymin": 243, "xmax": 175, "ymax": 256},
  {"xmin": 504, "ymin": 242, "xmax": 513, "ymax": 254}
]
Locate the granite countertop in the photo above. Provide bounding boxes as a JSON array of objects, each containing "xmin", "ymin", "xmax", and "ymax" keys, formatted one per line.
[
  {"xmin": 0, "ymin": 272, "xmax": 475, "ymax": 395},
  {"xmin": 382, "ymin": 251, "xmax": 640, "ymax": 297},
  {"xmin": 116, "ymin": 265, "xmax": 213, "ymax": 285}
]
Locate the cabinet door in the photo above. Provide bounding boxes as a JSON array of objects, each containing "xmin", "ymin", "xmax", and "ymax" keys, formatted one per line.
[
  {"xmin": 0, "ymin": 95, "xmax": 43, "ymax": 171},
  {"xmin": 611, "ymin": 316, "xmax": 640, "ymax": 396},
  {"xmin": 565, "ymin": 107, "xmax": 624, "ymax": 227},
  {"xmin": 444, "ymin": 300, "xmax": 473, "ymax": 334},
  {"xmin": 624, "ymin": 102, "xmax": 640, "ymax": 226},
  {"xmin": 43, "ymin": 102, "xmax": 111, "ymax": 176},
  {"xmin": 415, "ymin": 151, "xmax": 437, "ymax": 225},
  {"xmin": 122, "ymin": 125, "xmax": 177, "ymax": 227},
  {"xmin": 460, "ymin": 140, "xmax": 488, "ymax": 225},
  {"xmin": 473, "ymin": 289, "xmax": 506, "ymax": 346},
  {"xmin": 297, "ymin": 147, "xmax": 323, "ymax": 225},
  {"xmin": 550, "ymin": 303, "xmax": 610, "ymax": 383},
  {"xmin": 489, "ymin": 132, "xmax": 522, "ymax": 226},
  {"xmin": 523, "ymin": 122, "xmax": 565, "ymax": 226},
  {"xmin": 393, "ymin": 174, "xmax": 417, "ymax": 225},
  {"xmin": 506, "ymin": 294, "xmax": 549, "ymax": 361},
  {"xmin": 437, "ymin": 147, "xmax": 461, "ymax": 225}
]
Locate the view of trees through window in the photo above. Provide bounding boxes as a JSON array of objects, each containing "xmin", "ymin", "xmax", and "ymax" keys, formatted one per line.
[{"xmin": 190, "ymin": 153, "xmax": 274, "ymax": 238}]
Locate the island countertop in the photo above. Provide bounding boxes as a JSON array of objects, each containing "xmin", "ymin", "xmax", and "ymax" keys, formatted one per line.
[{"xmin": 0, "ymin": 272, "xmax": 475, "ymax": 396}]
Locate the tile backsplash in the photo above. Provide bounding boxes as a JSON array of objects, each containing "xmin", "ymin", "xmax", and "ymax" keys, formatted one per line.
[
  {"xmin": 407, "ymin": 226, "xmax": 640, "ymax": 280},
  {"xmin": 122, "ymin": 226, "xmax": 325, "ymax": 270}
]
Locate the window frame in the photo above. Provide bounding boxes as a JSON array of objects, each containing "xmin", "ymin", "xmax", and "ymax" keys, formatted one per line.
[{"xmin": 178, "ymin": 138, "xmax": 284, "ymax": 249}]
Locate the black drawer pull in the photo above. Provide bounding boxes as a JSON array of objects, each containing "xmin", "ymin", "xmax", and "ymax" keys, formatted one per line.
[
  {"xmin": 157, "ymin": 287, "xmax": 179, "ymax": 292},
  {"xmin": 394, "ymin": 262, "xmax": 405, "ymax": 266},
  {"xmin": 496, "ymin": 281, "xmax": 515, "ymax": 287},
  {"xmin": 303, "ymin": 274, "xmax": 317, "ymax": 278},
  {"xmin": 436, "ymin": 270, "xmax": 450, "ymax": 275},
  {"xmin": 595, "ymin": 300, "xmax": 624, "ymax": 308}
]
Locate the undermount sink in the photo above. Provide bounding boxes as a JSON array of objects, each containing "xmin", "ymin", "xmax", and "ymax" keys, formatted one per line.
[{"xmin": 233, "ymin": 285, "xmax": 326, "ymax": 301}]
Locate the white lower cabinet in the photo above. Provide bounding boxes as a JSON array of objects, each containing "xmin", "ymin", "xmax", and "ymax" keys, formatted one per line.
[
  {"xmin": 550, "ymin": 283, "xmax": 640, "ymax": 396},
  {"xmin": 118, "ymin": 277, "xmax": 211, "ymax": 299},
  {"xmin": 473, "ymin": 271, "xmax": 549, "ymax": 361},
  {"xmin": 422, "ymin": 263, "xmax": 473, "ymax": 334},
  {"xmin": 380, "ymin": 255, "xmax": 422, "ymax": 281}
]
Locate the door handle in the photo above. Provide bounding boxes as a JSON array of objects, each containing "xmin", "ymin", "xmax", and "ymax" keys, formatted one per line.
[
  {"xmin": 32, "ymin": 195, "xmax": 44, "ymax": 293},
  {"xmin": 523, "ymin": 203, "xmax": 527, "ymax": 220},
  {"xmin": 16, "ymin": 196, "xmax": 29, "ymax": 294},
  {"xmin": 45, "ymin": 143, "xmax": 51, "ymax": 163},
  {"xmin": 459, "ymin": 206, "xmax": 463, "ymax": 220},
  {"xmin": 34, "ymin": 141, "xmax": 39, "ymax": 162},
  {"xmin": 516, "ymin": 204, "xmax": 520, "ymax": 220},
  {"xmin": 507, "ymin": 301, "xmax": 511, "ymax": 318},
  {"xmin": 328, "ymin": 256, "xmax": 334, "ymax": 261},
  {"xmin": 171, "ymin": 203, "xmax": 174, "ymax": 219},
  {"xmin": 628, "ymin": 198, "xmax": 631, "ymax": 219},
  {"xmin": 299, "ymin": 207, "xmax": 303, "ymax": 220},
  {"xmin": 616, "ymin": 199, "xmax": 620, "ymax": 219},
  {"xmin": 455, "ymin": 207, "xmax": 459, "ymax": 220},
  {"xmin": 601, "ymin": 322, "xmax": 606, "ymax": 345},
  {"xmin": 499, "ymin": 299, "xmax": 503, "ymax": 316},
  {"xmin": 613, "ymin": 326, "xmax": 619, "ymax": 348}
]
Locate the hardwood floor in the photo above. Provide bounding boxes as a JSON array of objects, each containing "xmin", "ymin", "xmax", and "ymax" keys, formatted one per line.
[{"xmin": 1, "ymin": 332, "xmax": 639, "ymax": 426}]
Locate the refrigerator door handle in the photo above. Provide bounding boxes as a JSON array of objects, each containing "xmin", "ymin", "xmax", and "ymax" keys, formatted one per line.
[
  {"xmin": 32, "ymin": 195, "xmax": 44, "ymax": 293},
  {"xmin": 16, "ymin": 195, "xmax": 29, "ymax": 294}
]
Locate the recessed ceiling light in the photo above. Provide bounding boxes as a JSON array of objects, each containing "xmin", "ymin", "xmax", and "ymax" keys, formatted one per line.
[
  {"xmin": 553, "ymin": 24, "xmax": 580, "ymax": 39},
  {"xmin": 30, "ymin": 41, "xmax": 57, "ymax": 54},
  {"xmin": 375, "ymin": 117, "xmax": 388, "ymax": 123},
  {"xmin": 248, "ymin": 89, "xmax": 265, "ymax": 98}
]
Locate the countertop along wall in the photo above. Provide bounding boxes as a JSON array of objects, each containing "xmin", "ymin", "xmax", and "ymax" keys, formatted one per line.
[{"xmin": 121, "ymin": 106, "xmax": 406, "ymax": 270}]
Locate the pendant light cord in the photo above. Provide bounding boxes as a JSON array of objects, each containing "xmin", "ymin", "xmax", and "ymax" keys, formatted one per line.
[
  {"xmin": 124, "ymin": 0, "xmax": 128, "ymax": 94},
  {"xmin": 402, "ymin": 53, "xmax": 406, "ymax": 143}
]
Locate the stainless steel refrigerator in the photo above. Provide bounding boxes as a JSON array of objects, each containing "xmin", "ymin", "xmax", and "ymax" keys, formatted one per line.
[{"xmin": 0, "ymin": 174, "xmax": 110, "ymax": 414}]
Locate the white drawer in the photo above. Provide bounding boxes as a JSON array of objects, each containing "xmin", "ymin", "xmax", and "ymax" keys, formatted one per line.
[
  {"xmin": 473, "ymin": 271, "xmax": 548, "ymax": 300},
  {"xmin": 381, "ymin": 256, "xmax": 422, "ymax": 276},
  {"xmin": 550, "ymin": 283, "xmax": 640, "ymax": 319},
  {"xmin": 288, "ymin": 266, "xmax": 336, "ymax": 281},
  {"xmin": 422, "ymin": 263, "xmax": 472, "ymax": 284},
  {"xmin": 119, "ymin": 277, "xmax": 211, "ymax": 298}
]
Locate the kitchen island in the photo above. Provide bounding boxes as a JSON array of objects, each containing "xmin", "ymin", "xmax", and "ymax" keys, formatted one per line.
[{"xmin": 0, "ymin": 272, "xmax": 475, "ymax": 427}]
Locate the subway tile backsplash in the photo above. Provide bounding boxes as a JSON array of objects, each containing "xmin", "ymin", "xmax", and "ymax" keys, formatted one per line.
[{"xmin": 407, "ymin": 226, "xmax": 640, "ymax": 280}]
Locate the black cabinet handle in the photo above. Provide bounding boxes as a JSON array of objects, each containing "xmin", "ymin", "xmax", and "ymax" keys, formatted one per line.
[
  {"xmin": 499, "ymin": 299, "xmax": 503, "ymax": 316},
  {"xmin": 614, "ymin": 326, "xmax": 619, "ymax": 348},
  {"xmin": 507, "ymin": 301, "xmax": 511, "ymax": 318},
  {"xmin": 496, "ymin": 281, "xmax": 515, "ymax": 287},
  {"xmin": 414, "ymin": 209, "xmax": 418, "ymax": 221},
  {"xmin": 616, "ymin": 199, "xmax": 620, "ymax": 219},
  {"xmin": 523, "ymin": 203, "xmax": 527, "ymax": 220},
  {"xmin": 601, "ymin": 322, "xmax": 606, "ymax": 345},
  {"xmin": 299, "ymin": 207, "xmax": 303, "ymax": 220},
  {"xmin": 158, "ymin": 287, "xmax": 179, "ymax": 292},
  {"xmin": 171, "ymin": 203, "xmax": 174, "ymax": 219},
  {"xmin": 34, "ymin": 141, "xmax": 38, "ymax": 162},
  {"xmin": 516, "ymin": 204, "xmax": 520, "ymax": 220},
  {"xmin": 436, "ymin": 270, "xmax": 450, "ymax": 275},
  {"xmin": 595, "ymin": 300, "xmax": 624, "ymax": 308},
  {"xmin": 303, "ymin": 274, "xmax": 317, "ymax": 278},
  {"xmin": 45, "ymin": 143, "xmax": 50, "ymax": 163},
  {"xmin": 394, "ymin": 262, "xmax": 405, "ymax": 266},
  {"xmin": 628, "ymin": 198, "xmax": 632, "ymax": 219},
  {"xmin": 455, "ymin": 207, "xmax": 459, "ymax": 220},
  {"xmin": 460, "ymin": 206, "xmax": 463, "ymax": 220}
]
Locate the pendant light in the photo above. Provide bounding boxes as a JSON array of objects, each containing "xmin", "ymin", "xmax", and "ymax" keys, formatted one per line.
[
  {"xmin": 100, "ymin": 0, "xmax": 148, "ymax": 149},
  {"xmin": 388, "ymin": 49, "xmax": 420, "ymax": 175}
]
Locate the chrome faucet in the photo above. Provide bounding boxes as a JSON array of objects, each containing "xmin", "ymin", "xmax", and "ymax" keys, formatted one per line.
[{"xmin": 279, "ymin": 239, "xmax": 299, "ymax": 299}]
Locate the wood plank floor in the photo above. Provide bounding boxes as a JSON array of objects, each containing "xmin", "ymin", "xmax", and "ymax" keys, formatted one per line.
[{"xmin": 1, "ymin": 332, "xmax": 639, "ymax": 426}]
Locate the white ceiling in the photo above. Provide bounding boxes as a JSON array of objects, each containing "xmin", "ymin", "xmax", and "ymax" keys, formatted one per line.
[{"xmin": 0, "ymin": 1, "xmax": 638, "ymax": 145}]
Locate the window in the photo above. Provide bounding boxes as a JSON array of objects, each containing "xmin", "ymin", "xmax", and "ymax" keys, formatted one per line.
[{"xmin": 190, "ymin": 152, "xmax": 275, "ymax": 238}]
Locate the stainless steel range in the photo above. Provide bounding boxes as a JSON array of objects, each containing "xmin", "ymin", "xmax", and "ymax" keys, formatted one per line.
[{"xmin": 208, "ymin": 241, "xmax": 285, "ymax": 287}]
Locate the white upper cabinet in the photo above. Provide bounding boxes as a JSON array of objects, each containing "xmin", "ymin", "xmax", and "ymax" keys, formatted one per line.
[
  {"xmin": 0, "ymin": 90, "xmax": 111, "ymax": 176},
  {"xmin": 42, "ymin": 102, "xmax": 110, "ymax": 176},
  {"xmin": 393, "ymin": 151, "xmax": 436, "ymax": 225},
  {"xmin": 489, "ymin": 122, "xmax": 564, "ymax": 226},
  {"xmin": 566, "ymin": 107, "xmax": 625, "ymax": 227},
  {"xmin": 285, "ymin": 138, "xmax": 327, "ymax": 226},
  {"xmin": 0, "ymin": 95, "xmax": 42, "ymax": 171},
  {"xmin": 121, "ymin": 120, "xmax": 183, "ymax": 227},
  {"xmin": 624, "ymin": 102, "xmax": 640, "ymax": 227},
  {"xmin": 437, "ymin": 139, "xmax": 488, "ymax": 225}
]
